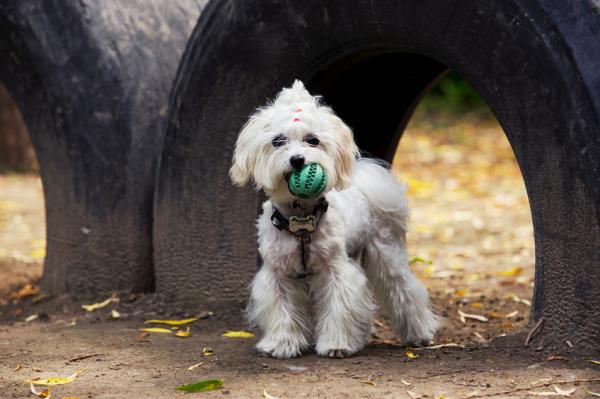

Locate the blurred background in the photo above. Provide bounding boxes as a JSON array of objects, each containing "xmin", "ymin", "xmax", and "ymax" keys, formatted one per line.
[{"xmin": 0, "ymin": 72, "xmax": 534, "ymax": 344}]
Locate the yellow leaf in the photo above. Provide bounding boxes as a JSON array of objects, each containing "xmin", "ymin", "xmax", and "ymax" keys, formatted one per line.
[
  {"xmin": 25, "ymin": 369, "xmax": 85, "ymax": 386},
  {"xmin": 406, "ymin": 351, "xmax": 419, "ymax": 360},
  {"xmin": 81, "ymin": 295, "xmax": 119, "ymax": 312},
  {"xmin": 110, "ymin": 310, "xmax": 120, "ymax": 319},
  {"xmin": 144, "ymin": 317, "xmax": 199, "ymax": 326},
  {"xmin": 471, "ymin": 303, "xmax": 483, "ymax": 309},
  {"xmin": 454, "ymin": 289, "xmax": 468, "ymax": 297},
  {"xmin": 222, "ymin": 331, "xmax": 256, "ymax": 338},
  {"xmin": 361, "ymin": 380, "xmax": 376, "ymax": 386},
  {"xmin": 202, "ymin": 347, "xmax": 214, "ymax": 356},
  {"xmin": 588, "ymin": 360, "xmax": 600, "ymax": 366},
  {"xmin": 499, "ymin": 266, "xmax": 523, "ymax": 277},
  {"xmin": 139, "ymin": 327, "xmax": 171, "ymax": 333},
  {"xmin": 187, "ymin": 362, "xmax": 203, "ymax": 371},
  {"xmin": 174, "ymin": 327, "xmax": 191, "ymax": 338},
  {"xmin": 30, "ymin": 248, "xmax": 46, "ymax": 259}
]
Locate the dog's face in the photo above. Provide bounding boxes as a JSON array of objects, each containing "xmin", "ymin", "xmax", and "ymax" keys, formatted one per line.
[{"xmin": 230, "ymin": 81, "xmax": 359, "ymax": 203}]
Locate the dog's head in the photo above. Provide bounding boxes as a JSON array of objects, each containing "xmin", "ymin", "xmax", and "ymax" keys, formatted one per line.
[{"xmin": 230, "ymin": 80, "xmax": 359, "ymax": 202}]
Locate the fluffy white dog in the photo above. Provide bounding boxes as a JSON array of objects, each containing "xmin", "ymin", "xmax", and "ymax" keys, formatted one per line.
[{"xmin": 230, "ymin": 80, "xmax": 439, "ymax": 359}]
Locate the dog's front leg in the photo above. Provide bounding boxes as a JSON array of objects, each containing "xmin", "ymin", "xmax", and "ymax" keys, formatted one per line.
[
  {"xmin": 312, "ymin": 257, "xmax": 375, "ymax": 358},
  {"xmin": 247, "ymin": 265, "xmax": 310, "ymax": 359}
]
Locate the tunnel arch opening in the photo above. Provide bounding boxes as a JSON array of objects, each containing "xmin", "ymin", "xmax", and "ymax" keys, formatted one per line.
[
  {"xmin": 307, "ymin": 54, "xmax": 535, "ymax": 344},
  {"xmin": 0, "ymin": 82, "xmax": 46, "ymax": 304}
]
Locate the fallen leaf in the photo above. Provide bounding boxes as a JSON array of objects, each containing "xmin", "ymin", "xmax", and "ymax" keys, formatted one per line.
[
  {"xmin": 30, "ymin": 384, "xmax": 51, "ymax": 398},
  {"xmin": 135, "ymin": 331, "xmax": 150, "ymax": 342},
  {"xmin": 144, "ymin": 317, "xmax": 199, "ymax": 326},
  {"xmin": 25, "ymin": 314, "xmax": 38, "ymax": 322},
  {"xmin": 361, "ymin": 380, "xmax": 376, "ymax": 386},
  {"xmin": 66, "ymin": 354, "xmax": 103, "ymax": 364},
  {"xmin": 198, "ymin": 311, "xmax": 214, "ymax": 319},
  {"xmin": 139, "ymin": 327, "xmax": 172, "ymax": 333},
  {"xmin": 458, "ymin": 309, "xmax": 488, "ymax": 323},
  {"xmin": 406, "ymin": 389, "xmax": 421, "ymax": 399},
  {"xmin": 588, "ymin": 360, "xmax": 600, "ymax": 366},
  {"xmin": 14, "ymin": 364, "xmax": 23, "ymax": 371},
  {"xmin": 176, "ymin": 379, "xmax": 223, "ymax": 392},
  {"xmin": 187, "ymin": 362, "xmax": 203, "ymax": 371},
  {"xmin": 499, "ymin": 266, "xmax": 523, "ymax": 277},
  {"xmin": 586, "ymin": 390, "xmax": 600, "ymax": 397},
  {"xmin": 222, "ymin": 331, "xmax": 256, "ymax": 338},
  {"xmin": 10, "ymin": 284, "xmax": 39, "ymax": 301},
  {"xmin": 401, "ymin": 379, "xmax": 412, "ymax": 386},
  {"xmin": 202, "ymin": 347, "xmax": 214, "ymax": 356},
  {"xmin": 110, "ymin": 310, "xmax": 120, "ymax": 319},
  {"xmin": 174, "ymin": 327, "xmax": 191, "ymax": 338},
  {"xmin": 25, "ymin": 369, "xmax": 85, "ymax": 386},
  {"xmin": 409, "ymin": 257, "xmax": 433, "ymax": 265},
  {"xmin": 81, "ymin": 295, "xmax": 119, "ymax": 312},
  {"xmin": 511, "ymin": 295, "xmax": 532, "ymax": 306},
  {"xmin": 505, "ymin": 310, "xmax": 519, "ymax": 318},
  {"xmin": 405, "ymin": 351, "xmax": 419, "ymax": 360},
  {"xmin": 454, "ymin": 289, "xmax": 468, "ymax": 297},
  {"xmin": 263, "ymin": 389, "xmax": 280, "ymax": 399}
]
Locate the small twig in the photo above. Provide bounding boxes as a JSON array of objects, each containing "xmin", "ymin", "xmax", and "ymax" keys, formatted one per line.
[
  {"xmin": 66, "ymin": 353, "xmax": 104, "ymax": 364},
  {"xmin": 524, "ymin": 317, "xmax": 544, "ymax": 346},
  {"xmin": 413, "ymin": 368, "xmax": 485, "ymax": 379},
  {"xmin": 466, "ymin": 377, "xmax": 600, "ymax": 398}
]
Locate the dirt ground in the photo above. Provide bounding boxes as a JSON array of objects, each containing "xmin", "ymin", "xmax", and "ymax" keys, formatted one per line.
[{"xmin": 1, "ymin": 112, "xmax": 599, "ymax": 398}]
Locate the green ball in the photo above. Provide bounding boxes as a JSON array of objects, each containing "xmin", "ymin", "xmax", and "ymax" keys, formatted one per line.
[{"xmin": 288, "ymin": 163, "xmax": 328, "ymax": 199}]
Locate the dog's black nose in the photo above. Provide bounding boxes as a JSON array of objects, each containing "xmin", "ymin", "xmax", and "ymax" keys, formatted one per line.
[{"xmin": 290, "ymin": 154, "xmax": 305, "ymax": 170}]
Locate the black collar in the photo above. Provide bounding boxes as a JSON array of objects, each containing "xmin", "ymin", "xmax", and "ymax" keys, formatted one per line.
[
  {"xmin": 271, "ymin": 197, "xmax": 328, "ymax": 238},
  {"xmin": 270, "ymin": 197, "xmax": 328, "ymax": 279}
]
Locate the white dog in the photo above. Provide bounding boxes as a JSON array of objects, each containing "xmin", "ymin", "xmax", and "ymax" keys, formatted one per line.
[{"xmin": 230, "ymin": 80, "xmax": 438, "ymax": 359}]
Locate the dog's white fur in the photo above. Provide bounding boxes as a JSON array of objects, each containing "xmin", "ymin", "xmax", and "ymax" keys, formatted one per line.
[{"xmin": 230, "ymin": 80, "xmax": 439, "ymax": 359}]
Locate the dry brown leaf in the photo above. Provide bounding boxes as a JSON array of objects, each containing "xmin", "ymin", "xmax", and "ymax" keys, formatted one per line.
[
  {"xmin": 30, "ymin": 384, "xmax": 51, "ymax": 398},
  {"xmin": 10, "ymin": 284, "xmax": 40, "ymax": 301},
  {"xmin": 135, "ymin": 331, "xmax": 150, "ymax": 342}
]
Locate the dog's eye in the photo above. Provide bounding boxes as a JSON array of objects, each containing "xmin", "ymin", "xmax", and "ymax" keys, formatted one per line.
[
  {"xmin": 271, "ymin": 134, "xmax": 287, "ymax": 148},
  {"xmin": 304, "ymin": 134, "xmax": 320, "ymax": 146}
]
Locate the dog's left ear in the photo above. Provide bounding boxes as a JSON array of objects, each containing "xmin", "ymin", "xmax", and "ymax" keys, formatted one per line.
[
  {"xmin": 230, "ymin": 115, "xmax": 263, "ymax": 186},
  {"xmin": 329, "ymin": 114, "xmax": 360, "ymax": 190}
]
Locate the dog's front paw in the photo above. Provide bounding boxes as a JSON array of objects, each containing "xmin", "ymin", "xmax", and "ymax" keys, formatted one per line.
[
  {"xmin": 315, "ymin": 341, "xmax": 361, "ymax": 358},
  {"xmin": 256, "ymin": 336, "xmax": 307, "ymax": 359}
]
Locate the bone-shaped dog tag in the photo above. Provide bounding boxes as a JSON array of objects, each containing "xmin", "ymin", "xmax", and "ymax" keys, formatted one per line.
[{"xmin": 288, "ymin": 215, "xmax": 317, "ymax": 233}]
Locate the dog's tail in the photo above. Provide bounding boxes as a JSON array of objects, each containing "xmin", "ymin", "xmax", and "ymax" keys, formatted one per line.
[{"xmin": 351, "ymin": 157, "xmax": 409, "ymax": 240}]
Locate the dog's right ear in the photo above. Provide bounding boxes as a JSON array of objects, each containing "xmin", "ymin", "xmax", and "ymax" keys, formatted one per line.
[{"xmin": 229, "ymin": 114, "xmax": 263, "ymax": 186}]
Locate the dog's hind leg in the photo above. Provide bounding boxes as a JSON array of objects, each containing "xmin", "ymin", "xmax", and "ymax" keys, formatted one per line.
[
  {"xmin": 247, "ymin": 265, "xmax": 311, "ymax": 359},
  {"xmin": 364, "ymin": 238, "xmax": 439, "ymax": 346},
  {"xmin": 312, "ymin": 257, "xmax": 375, "ymax": 358}
]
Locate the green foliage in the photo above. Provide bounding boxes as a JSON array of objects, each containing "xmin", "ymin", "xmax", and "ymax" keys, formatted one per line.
[{"xmin": 419, "ymin": 70, "xmax": 489, "ymax": 114}]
